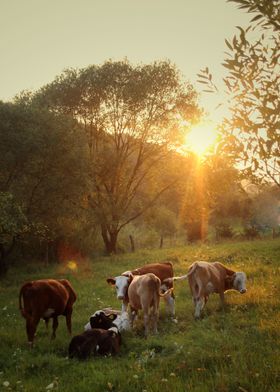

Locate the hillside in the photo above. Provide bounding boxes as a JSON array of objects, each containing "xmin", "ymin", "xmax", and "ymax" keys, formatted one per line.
[{"xmin": 0, "ymin": 239, "xmax": 279, "ymax": 392}]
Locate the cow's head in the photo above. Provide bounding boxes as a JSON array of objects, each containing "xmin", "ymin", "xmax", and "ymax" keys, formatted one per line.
[
  {"xmin": 106, "ymin": 272, "xmax": 133, "ymax": 300},
  {"xmin": 90, "ymin": 312, "xmax": 117, "ymax": 330},
  {"xmin": 225, "ymin": 272, "xmax": 247, "ymax": 294}
]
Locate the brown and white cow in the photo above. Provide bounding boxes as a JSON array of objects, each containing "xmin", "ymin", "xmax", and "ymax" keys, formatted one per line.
[
  {"xmin": 166, "ymin": 261, "xmax": 247, "ymax": 319},
  {"xmin": 127, "ymin": 273, "xmax": 173, "ymax": 337},
  {"xmin": 106, "ymin": 262, "xmax": 175, "ymax": 316},
  {"xmin": 19, "ymin": 279, "xmax": 77, "ymax": 346}
]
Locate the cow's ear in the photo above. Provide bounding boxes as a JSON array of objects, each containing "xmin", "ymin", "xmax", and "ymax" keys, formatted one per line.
[
  {"xmin": 107, "ymin": 278, "xmax": 116, "ymax": 286},
  {"xmin": 128, "ymin": 273, "xmax": 134, "ymax": 284}
]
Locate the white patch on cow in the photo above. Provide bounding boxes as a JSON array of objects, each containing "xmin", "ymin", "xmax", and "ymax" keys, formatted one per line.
[
  {"xmin": 194, "ymin": 297, "xmax": 205, "ymax": 319},
  {"xmin": 43, "ymin": 308, "xmax": 55, "ymax": 318},
  {"xmin": 109, "ymin": 326, "xmax": 119, "ymax": 335},
  {"xmin": 114, "ymin": 275, "xmax": 130, "ymax": 300},
  {"xmin": 114, "ymin": 312, "xmax": 130, "ymax": 331},
  {"xmin": 84, "ymin": 322, "xmax": 91, "ymax": 331},
  {"xmin": 96, "ymin": 344, "xmax": 100, "ymax": 352},
  {"xmin": 163, "ymin": 294, "xmax": 175, "ymax": 317},
  {"xmin": 233, "ymin": 272, "xmax": 247, "ymax": 293}
]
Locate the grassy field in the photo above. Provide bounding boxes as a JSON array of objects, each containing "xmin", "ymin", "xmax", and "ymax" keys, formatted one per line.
[{"xmin": 0, "ymin": 239, "xmax": 279, "ymax": 392}]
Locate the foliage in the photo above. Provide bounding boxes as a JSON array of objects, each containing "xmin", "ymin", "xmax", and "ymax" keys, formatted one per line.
[
  {"xmin": 0, "ymin": 101, "xmax": 89, "ymax": 269},
  {"xmin": 215, "ymin": 222, "xmax": 235, "ymax": 239},
  {"xmin": 197, "ymin": 0, "xmax": 280, "ymax": 187},
  {"xmin": 34, "ymin": 60, "xmax": 201, "ymax": 253},
  {"xmin": 0, "ymin": 239, "xmax": 279, "ymax": 391},
  {"xmin": 0, "ymin": 192, "xmax": 27, "ymax": 273}
]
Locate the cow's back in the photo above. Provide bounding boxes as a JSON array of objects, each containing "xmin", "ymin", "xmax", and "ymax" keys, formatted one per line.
[
  {"xmin": 131, "ymin": 262, "xmax": 174, "ymax": 288},
  {"xmin": 128, "ymin": 273, "xmax": 160, "ymax": 310},
  {"xmin": 57, "ymin": 279, "xmax": 77, "ymax": 307},
  {"xmin": 20, "ymin": 279, "xmax": 69, "ymax": 317},
  {"xmin": 188, "ymin": 261, "xmax": 229, "ymax": 294}
]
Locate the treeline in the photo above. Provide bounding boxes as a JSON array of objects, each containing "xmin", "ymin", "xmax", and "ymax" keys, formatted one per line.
[{"xmin": 0, "ymin": 60, "xmax": 279, "ymax": 274}]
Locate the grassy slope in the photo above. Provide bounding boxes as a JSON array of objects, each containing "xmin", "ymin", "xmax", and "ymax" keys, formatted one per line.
[{"xmin": 0, "ymin": 239, "xmax": 279, "ymax": 392}]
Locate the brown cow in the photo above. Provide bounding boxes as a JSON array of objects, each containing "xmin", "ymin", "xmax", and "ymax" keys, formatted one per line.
[
  {"xmin": 107, "ymin": 262, "xmax": 175, "ymax": 316},
  {"xmin": 19, "ymin": 279, "xmax": 77, "ymax": 346},
  {"xmin": 127, "ymin": 273, "xmax": 173, "ymax": 337},
  {"xmin": 165, "ymin": 261, "xmax": 247, "ymax": 319}
]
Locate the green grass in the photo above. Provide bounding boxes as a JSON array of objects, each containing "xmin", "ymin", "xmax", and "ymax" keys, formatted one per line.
[{"xmin": 0, "ymin": 239, "xmax": 279, "ymax": 391}]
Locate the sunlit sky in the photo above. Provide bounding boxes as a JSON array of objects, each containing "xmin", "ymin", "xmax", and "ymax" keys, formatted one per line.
[{"xmin": 0, "ymin": 0, "xmax": 251, "ymax": 122}]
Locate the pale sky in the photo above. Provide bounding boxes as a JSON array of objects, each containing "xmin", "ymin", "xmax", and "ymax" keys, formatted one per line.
[{"xmin": 0, "ymin": 0, "xmax": 251, "ymax": 120}]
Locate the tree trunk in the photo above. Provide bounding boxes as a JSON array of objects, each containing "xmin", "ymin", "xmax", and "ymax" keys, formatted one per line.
[
  {"xmin": 101, "ymin": 224, "xmax": 118, "ymax": 254},
  {"xmin": 0, "ymin": 238, "xmax": 16, "ymax": 275},
  {"xmin": 0, "ymin": 244, "xmax": 7, "ymax": 276},
  {"xmin": 159, "ymin": 235, "xmax": 163, "ymax": 249},
  {"xmin": 45, "ymin": 242, "xmax": 49, "ymax": 266},
  {"xmin": 129, "ymin": 235, "xmax": 135, "ymax": 253}
]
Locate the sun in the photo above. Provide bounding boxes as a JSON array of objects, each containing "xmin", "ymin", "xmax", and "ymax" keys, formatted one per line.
[{"xmin": 184, "ymin": 121, "xmax": 218, "ymax": 156}]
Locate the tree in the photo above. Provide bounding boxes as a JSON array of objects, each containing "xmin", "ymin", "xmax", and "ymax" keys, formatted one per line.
[
  {"xmin": 35, "ymin": 60, "xmax": 201, "ymax": 253},
  {"xmin": 0, "ymin": 192, "xmax": 27, "ymax": 274},
  {"xmin": 198, "ymin": 0, "xmax": 280, "ymax": 187},
  {"xmin": 0, "ymin": 101, "xmax": 89, "ymax": 264}
]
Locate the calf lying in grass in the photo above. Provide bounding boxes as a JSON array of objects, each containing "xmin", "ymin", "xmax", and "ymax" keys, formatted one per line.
[
  {"xmin": 68, "ymin": 327, "xmax": 121, "ymax": 360},
  {"xmin": 84, "ymin": 308, "xmax": 130, "ymax": 332},
  {"xmin": 70, "ymin": 311, "xmax": 122, "ymax": 359}
]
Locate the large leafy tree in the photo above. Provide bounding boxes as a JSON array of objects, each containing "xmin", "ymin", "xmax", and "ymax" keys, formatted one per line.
[
  {"xmin": 0, "ymin": 192, "xmax": 26, "ymax": 274},
  {"xmin": 0, "ymin": 101, "xmax": 88, "ymax": 265},
  {"xmin": 198, "ymin": 0, "xmax": 280, "ymax": 187},
  {"xmin": 35, "ymin": 60, "xmax": 201, "ymax": 253}
]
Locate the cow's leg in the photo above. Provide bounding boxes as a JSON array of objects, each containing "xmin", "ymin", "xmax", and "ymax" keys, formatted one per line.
[
  {"xmin": 26, "ymin": 316, "xmax": 40, "ymax": 347},
  {"xmin": 44, "ymin": 318, "xmax": 49, "ymax": 330},
  {"xmin": 163, "ymin": 293, "xmax": 175, "ymax": 318},
  {"xmin": 121, "ymin": 301, "xmax": 128, "ymax": 313},
  {"xmin": 65, "ymin": 308, "xmax": 73, "ymax": 335},
  {"xmin": 219, "ymin": 292, "xmax": 225, "ymax": 309},
  {"xmin": 143, "ymin": 310, "xmax": 149, "ymax": 338},
  {"xmin": 51, "ymin": 316, "xmax": 59, "ymax": 339},
  {"xmin": 151, "ymin": 302, "xmax": 159, "ymax": 334},
  {"xmin": 130, "ymin": 309, "xmax": 138, "ymax": 329},
  {"xmin": 194, "ymin": 297, "xmax": 205, "ymax": 319}
]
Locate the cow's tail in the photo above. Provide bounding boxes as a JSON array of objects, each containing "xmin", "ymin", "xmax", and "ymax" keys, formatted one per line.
[
  {"xmin": 159, "ymin": 287, "xmax": 174, "ymax": 297},
  {"xmin": 162, "ymin": 263, "xmax": 199, "ymax": 285},
  {"xmin": 19, "ymin": 282, "xmax": 33, "ymax": 317}
]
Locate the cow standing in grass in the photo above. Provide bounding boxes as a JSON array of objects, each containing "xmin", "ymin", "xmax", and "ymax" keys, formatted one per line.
[
  {"xmin": 165, "ymin": 261, "xmax": 247, "ymax": 319},
  {"xmin": 19, "ymin": 279, "xmax": 77, "ymax": 346},
  {"xmin": 127, "ymin": 273, "xmax": 173, "ymax": 337},
  {"xmin": 106, "ymin": 262, "xmax": 175, "ymax": 317}
]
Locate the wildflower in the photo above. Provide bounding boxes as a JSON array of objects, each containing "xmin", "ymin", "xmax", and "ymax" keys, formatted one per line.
[
  {"xmin": 107, "ymin": 382, "xmax": 113, "ymax": 390},
  {"xmin": 3, "ymin": 381, "xmax": 10, "ymax": 387},
  {"xmin": 170, "ymin": 373, "xmax": 176, "ymax": 377},
  {"xmin": 161, "ymin": 378, "xmax": 168, "ymax": 382},
  {"xmin": 133, "ymin": 375, "xmax": 139, "ymax": 379},
  {"xmin": 46, "ymin": 383, "xmax": 54, "ymax": 390}
]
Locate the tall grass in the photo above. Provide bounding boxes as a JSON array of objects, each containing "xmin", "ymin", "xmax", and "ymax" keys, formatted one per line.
[{"xmin": 0, "ymin": 239, "xmax": 279, "ymax": 391}]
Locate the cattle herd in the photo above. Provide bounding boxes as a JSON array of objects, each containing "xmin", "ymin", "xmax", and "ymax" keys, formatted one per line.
[{"xmin": 19, "ymin": 261, "xmax": 247, "ymax": 359}]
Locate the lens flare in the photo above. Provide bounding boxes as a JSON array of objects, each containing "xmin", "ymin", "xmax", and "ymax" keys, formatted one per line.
[{"xmin": 185, "ymin": 122, "xmax": 218, "ymax": 156}]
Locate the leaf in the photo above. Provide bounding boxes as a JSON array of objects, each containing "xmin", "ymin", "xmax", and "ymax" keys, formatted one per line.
[
  {"xmin": 250, "ymin": 14, "xmax": 263, "ymax": 23},
  {"xmin": 225, "ymin": 39, "xmax": 233, "ymax": 50}
]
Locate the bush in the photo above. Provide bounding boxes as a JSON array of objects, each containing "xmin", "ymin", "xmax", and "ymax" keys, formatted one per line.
[
  {"xmin": 215, "ymin": 223, "xmax": 234, "ymax": 239},
  {"xmin": 243, "ymin": 225, "xmax": 260, "ymax": 240}
]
